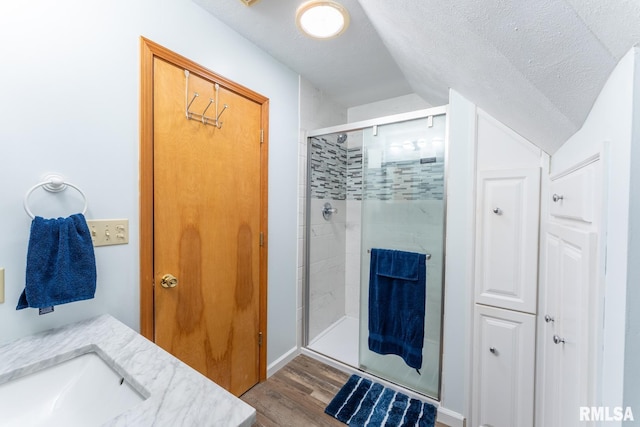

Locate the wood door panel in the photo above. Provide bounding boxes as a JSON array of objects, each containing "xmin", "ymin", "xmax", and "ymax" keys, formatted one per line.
[{"xmin": 152, "ymin": 57, "xmax": 262, "ymax": 396}]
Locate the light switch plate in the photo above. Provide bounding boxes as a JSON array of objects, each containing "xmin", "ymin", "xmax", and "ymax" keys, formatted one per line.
[{"xmin": 87, "ymin": 219, "xmax": 129, "ymax": 247}]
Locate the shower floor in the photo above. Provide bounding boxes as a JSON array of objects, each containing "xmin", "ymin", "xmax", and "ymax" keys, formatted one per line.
[{"xmin": 307, "ymin": 316, "xmax": 359, "ymax": 367}]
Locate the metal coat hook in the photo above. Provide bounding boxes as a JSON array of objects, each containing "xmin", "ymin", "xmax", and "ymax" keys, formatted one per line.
[
  {"xmin": 184, "ymin": 70, "xmax": 229, "ymax": 129},
  {"xmin": 202, "ymin": 98, "xmax": 214, "ymax": 124},
  {"xmin": 215, "ymin": 104, "xmax": 228, "ymax": 129},
  {"xmin": 186, "ymin": 92, "xmax": 199, "ymax": 119},
  {"xmin": 213, "ymin": 83, "xmax": 228, "ymax": 129}
]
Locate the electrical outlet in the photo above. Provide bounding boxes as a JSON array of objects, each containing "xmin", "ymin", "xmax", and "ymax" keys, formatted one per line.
[{"xmin": 86, "ymin": 219, "xmax": 129, "ymax": 247}]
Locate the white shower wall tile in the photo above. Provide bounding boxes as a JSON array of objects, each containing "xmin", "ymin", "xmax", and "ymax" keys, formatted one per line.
[
  {"xmin": 307, "ymin": 198, "xmax": 347, "ymax": 341},
  {"xmin": 345, "ymin": 200, "xmax": 362, "ymax": 318},
  {"xmin": 297, "ymin": 306, "xmax": 304, "ymax": 348},
  {"xmin": 297, "ymin": 265, "xmax": 304, "ymax": 306},
  {"xmin": 345, "ymin": 201, "xmax": 362, "ymax": 253},
  {"xmin": 361, "ymin": 199, "xmax": 445, "ymax": 344},
  {"xmin": 297, "ymin": 134, "xmax": 308, "ymax": 296},
  {"xmin": 297, "ymin": 141, "xmax": 306, "ymax": 351},
  {"xmin": 344, "ymin": 281, "xmax": 360, "ymax": 319},
  {"xmin": 298, "ymin": 155, "xmax": 307, "ymax": 184},
  {"xmin": 308, "ymin": 271, "xmax": 345, "ymax": 340}
]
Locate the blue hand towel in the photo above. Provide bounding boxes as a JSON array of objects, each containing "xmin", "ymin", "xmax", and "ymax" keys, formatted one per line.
[
  {"xmin": 17, "ymin": 213, "xmax": 97, "ymax": 310},
  {"xmin": 368, "ymin": 248, "xmax": 426, "ymax": 370}
]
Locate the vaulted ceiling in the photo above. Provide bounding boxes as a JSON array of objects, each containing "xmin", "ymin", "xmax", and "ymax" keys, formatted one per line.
[{"xmin": 194, "ymin": 0, "xmax": 640, "ymax": 154}]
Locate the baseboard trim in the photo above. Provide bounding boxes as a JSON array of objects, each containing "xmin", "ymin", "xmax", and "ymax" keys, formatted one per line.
[
  {"xmin": 300, "ymin": 348, "xmax": 466, "ymax": 427},
  {"xmin": 266, "ymin": 346, "xmax": 300, "ymax": 378},
  {"xmin": 436, "ymin": 406, "xmax": 466, "ymax": 427}
]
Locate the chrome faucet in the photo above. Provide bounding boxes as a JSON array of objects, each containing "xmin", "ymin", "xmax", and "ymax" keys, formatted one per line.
[{"xmin": 322, "ymin": 202, "xmax": 338, "ymax": 220}]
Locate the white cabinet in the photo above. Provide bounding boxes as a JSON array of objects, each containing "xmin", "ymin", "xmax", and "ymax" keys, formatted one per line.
[
  {"xmin": 536, "ymin": 156, "xmax": 602, "ymax": 427},
  {"xmin": 537, "ymin": 223, "xmax": 597, "ymax": 427},
  {"xmin": 472, "ymin": 304, "xmax": 536, "ymax": 427},
  {"xmin": 475, "ymin": 168, "xmax": 540, "ymax": 313},
  {"xmin": 471, "ymin": 111, "xmax": 545, "ymax": 427},
  {"xmin": 473, "ymin": 167, "xmax": 541, "ymax": 427}
]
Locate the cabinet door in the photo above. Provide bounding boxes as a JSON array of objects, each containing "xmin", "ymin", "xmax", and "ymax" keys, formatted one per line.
[
  {"xmin": 537, "ymin": 223, "xmax": 596, "ymax": 427},
  {"xmin": 473, "ymin": 304, "xmax": 536, "ymax": 427},
  {"xmin": 475, "ymin": 168, "xmax": 540, "ymax": 313}
]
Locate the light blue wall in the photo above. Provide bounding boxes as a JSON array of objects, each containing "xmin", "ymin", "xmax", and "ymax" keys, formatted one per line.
[
  {"xmin": 623, "ymin": 48, "xmax": 640, "ymax": 417},
  {"xmin": 0, "ymin": 0, "xmax": 299, "ymax": 366}
]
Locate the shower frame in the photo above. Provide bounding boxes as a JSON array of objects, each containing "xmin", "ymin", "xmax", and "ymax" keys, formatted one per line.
[{"xmin": 302, "ymin": 105, "xmax": 449, "ymax": 399}]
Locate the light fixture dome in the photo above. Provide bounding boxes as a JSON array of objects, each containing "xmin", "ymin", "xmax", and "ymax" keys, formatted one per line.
[{"xmin": 296, "ymin": 0, "xmax": 350, "ymax": 40}]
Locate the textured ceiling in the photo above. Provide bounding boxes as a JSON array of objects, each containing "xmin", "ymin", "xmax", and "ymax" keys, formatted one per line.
[{"xmin": 194, "ymin": 0, "xmax": 640, "ymax": 154}]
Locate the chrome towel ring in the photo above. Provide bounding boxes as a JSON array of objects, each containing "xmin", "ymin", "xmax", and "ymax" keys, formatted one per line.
[{"xmin": 24, "ymin": 174, "xmax": 88, "ymax": 219}]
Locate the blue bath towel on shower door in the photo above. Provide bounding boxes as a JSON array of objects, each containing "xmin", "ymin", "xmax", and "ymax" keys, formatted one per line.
[
  {"xmin": 17, "ymin": 213, "xmax": 97, "ymax": 310},
  {"xmin": 368, "ymin": 248, "xmax": 426, "ymax": 370}
]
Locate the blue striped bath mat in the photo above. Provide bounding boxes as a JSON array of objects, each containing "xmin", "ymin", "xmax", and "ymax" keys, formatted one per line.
[{"xmin": 325, "ymin": 374, "xmax": 437, "ymax": 427}]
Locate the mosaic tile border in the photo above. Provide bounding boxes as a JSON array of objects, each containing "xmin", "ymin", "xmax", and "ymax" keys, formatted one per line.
[{"xmin": 309, "ymin": 139, "xmax": 444, "ymax": 201}]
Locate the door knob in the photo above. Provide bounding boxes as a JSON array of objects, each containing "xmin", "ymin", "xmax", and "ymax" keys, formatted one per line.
[
  {"xmin": 553, "ymin": 335, "xmax": 565, "ymax": 344},
  {"xmin": 544, "ymin": 315, "xmax": 555, "ymax": 323},
  {"xmin": 160, "ymin": 274, "xmax": 178, "ymax": 288}
]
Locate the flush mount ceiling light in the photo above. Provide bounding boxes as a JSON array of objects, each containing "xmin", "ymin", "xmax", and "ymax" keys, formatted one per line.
[{"xmin": 296, "ymin": 0, "xmax": 350, "ymax": 40}]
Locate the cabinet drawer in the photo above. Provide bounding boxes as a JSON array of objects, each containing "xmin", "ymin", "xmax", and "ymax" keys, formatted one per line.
[{"xmin": 549, "ymin": 161, "xmax": 597, "ymax": 222}]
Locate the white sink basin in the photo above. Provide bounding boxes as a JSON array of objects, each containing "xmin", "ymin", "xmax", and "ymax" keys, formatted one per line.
[{"xmin": 0, "ymin": 352, "xmax": 146, "ymax": 427}]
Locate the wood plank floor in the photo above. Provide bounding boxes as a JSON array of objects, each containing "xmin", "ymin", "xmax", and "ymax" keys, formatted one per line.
[{"xmin": 240, "ymin": 354, "xmax": 447, "ymax": 427}]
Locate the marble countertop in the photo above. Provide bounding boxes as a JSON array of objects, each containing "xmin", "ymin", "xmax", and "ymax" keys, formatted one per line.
[{"xmin": 0, "ymin": 314, "xmax": 256, "ymax": 426}]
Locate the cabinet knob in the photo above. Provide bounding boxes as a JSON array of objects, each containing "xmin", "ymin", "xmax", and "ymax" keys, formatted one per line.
[
  {"xmin": 552, "ymin": 193, "xmax": 564, "ymax": 202},
  {"xmin": 544, "ymin": 314, "xmax": 555, "ymax": 323},
  {"xmin": 492, "ymin": 207, "xmax": 502, "ymax": 215},
  {"xmin": 553, "ymin": 335, "xmax": 565, "ymax": 344},
  {"xmin": 489, "ymin": 347, "xmax": 497, "ymax": 355}
]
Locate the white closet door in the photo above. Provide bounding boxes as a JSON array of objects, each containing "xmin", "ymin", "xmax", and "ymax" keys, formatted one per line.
[
  {"xmin": 473, "ymin": 304, "xmax": 536, "ymax": 427},
  {"xmin": 538, "ymin": 223, "xmax": 597, "ymax": 427},
  {"xmin": 475, "ymin": 168, "xmax": 540, "ymax": 313}
]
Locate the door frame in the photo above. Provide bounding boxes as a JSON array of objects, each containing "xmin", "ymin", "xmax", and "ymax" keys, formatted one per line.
[{"xmin": 139, "ymin": 37, "xmax": 269, "ymax": 381}]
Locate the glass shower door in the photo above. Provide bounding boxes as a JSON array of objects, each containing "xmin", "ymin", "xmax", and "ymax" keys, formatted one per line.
[{"xmin": 358, "ymin": 114, "xmax": 446, "ymax": 399}]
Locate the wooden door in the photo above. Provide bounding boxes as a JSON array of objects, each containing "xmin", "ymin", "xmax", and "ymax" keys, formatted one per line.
[
  {"xmin": 538, "ymin": 223, "xmax": 596, "ymax": 426},
  {"xmin": 139, "ymin": 39, "xmax": 268, "ymax": 397}
]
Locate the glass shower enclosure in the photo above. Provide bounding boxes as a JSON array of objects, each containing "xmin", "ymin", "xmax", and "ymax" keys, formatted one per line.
[{"xmin": 304, "ymin": 107, "xmax": 447, "ymax": 399}]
